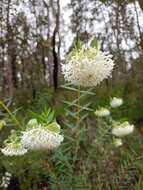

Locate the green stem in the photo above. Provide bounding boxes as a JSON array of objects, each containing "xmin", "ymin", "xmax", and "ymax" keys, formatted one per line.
[
  {"xmin": 0, "ymin": 101, "xmax": 21, "ymax": 128},
  {"xmin": 76, "ymin": 85, "xmax": 81, "ymax": 126},
  {"xmin": 45, "ymin": 160, "xmax": 62, "ymax": 190}
]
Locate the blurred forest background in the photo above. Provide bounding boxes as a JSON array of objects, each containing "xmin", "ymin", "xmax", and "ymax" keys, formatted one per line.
[
  {"xmin": 0, "ymin": 0, "xmax": 143, "ymax": 123},
  {"xmin": 1, "ymin": 0, "xmax": 143, "ymax": 189}
]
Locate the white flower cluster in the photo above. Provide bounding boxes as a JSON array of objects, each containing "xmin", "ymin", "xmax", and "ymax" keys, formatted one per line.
[
  {"xmin": 0, "ymin": 172, "xmax": 11, "ymax": 189},
  {"xmin": 1, "ymin": 144, "xmax": 27, "ymax": 156},
  {"xmin": 1, "ymin": 119, "xmax": 64, "ymax": 156},
  {"xmin": 1, "ymin": 129, "xmax": 28, "ymax": 156},
  {"xmin": 112, "ymin": 121, "xmax": 134, "ymax": 137},
  {"xmin": 110, "ymin": 97, "xmax": 123, "ymax": 108},
  {"xmin": 21, "ymin": 125, "xmax": 64, "ymax": 150},
  {"xmin": 94, "ymin": 97, "xmax": 134, "ymax": 147},
  {"xmin": 95, "ymin": 108, "xmax": 110, "ymax": 117},
  {"xmin": 62, "ymin": 47, "xmax": 114, "ymax": 87},
  {"xmin": 94, "ymin": 97, "xmax": 123, "ymax": 118}
]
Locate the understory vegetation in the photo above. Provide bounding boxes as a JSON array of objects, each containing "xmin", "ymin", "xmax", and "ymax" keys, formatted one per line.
[{"xmin": 0, "ymin": 82, "xmax": 143, "ymax": 190}]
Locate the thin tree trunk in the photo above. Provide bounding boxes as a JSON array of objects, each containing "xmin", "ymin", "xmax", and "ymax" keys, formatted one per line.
[
  {"xmin": 3, "ymin": 0, "xmax": 14, "ymax": 97},
  {"xmin": 52, "ymin": 0, "xmax": 60, "ymax": 91}
]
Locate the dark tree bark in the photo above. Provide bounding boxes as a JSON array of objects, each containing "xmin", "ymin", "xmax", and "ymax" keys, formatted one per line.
[
  {"xmin": 11, "ymin": 51, "xmax": 17, "ymax": 88},
  {"xmin": 3, "ymin": 0, "xmax": 14, "ymax": 97},
  {"xmin": 52, "ymin": 0, "xmax": 60, "ymax": 91},
  {"xmin": 52, "ymin": 28, "xmax": 59, "ymax": 90}
]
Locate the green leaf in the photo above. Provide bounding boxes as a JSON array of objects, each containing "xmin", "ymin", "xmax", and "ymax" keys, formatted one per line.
[
  {"xmin": 0, "ymin": 120, "xmax": 6, "ymax": 130},
  {"xmin": 28, "ymin": 108, "xmax": 55, "ymax": 124},
  {"xmin": 90, "ymin": 37, "xmax": 98, "ymax": 48},
  {"xmin": 46, "ymin": 109, "xmax": 55, "ymax": 124},
  {"xmin": 27, "ymin": 118, "xmax": 38, "ymax": 128},
  {"xmin": 74, "ymin": 39, "xmax": 81, "ymax": 50},
  {"xmin": 46, "ymin": 122, "xmax": 61, "ymax": 133}
]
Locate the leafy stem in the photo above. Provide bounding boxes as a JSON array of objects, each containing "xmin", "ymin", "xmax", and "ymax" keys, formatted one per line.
[
  {"xmin": 76, "ymin": 85, "xmax": 81, "ymax": 126},
  {"xmin": 0, "ymin": 100, "xmax": 21, "ymax": 128}
]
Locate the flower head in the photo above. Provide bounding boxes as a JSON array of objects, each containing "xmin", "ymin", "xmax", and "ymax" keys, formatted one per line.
[
  {"xmin": 62, "ymin": 47, "xmax": 114, "ymax": 87},
  {"xmin": 1, "ymin": 130, "xmax": 27, "ymax": 156},
  {"xmin": 1, "ymin": 143, "xmax": 27, "ymax": 156},
  {"xmin": 112, "ymin": 121, "xmax": 134, "ymax": 137},
  {"xmin": 21, "ymin": 122, "xmax": 64, "ymax": 150},
  {"xmin": 95, "ymin": 108, "xmax": 110, "ymax": 117},
  {"xmin": 110, "ymin": 97, "xmax": 123, "ymax": 108}
]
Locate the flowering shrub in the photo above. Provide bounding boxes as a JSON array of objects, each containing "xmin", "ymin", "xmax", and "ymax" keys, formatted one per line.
[
  {"xmin": 95, "ymin": 97, "xmax": 134, "ymax": 147},
  {"xmin": 0, "ymin": 40, "xmax": 141, "ymax": 190}
]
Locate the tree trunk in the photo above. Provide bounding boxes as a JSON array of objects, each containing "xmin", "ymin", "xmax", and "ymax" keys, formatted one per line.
[
  {"xmin": 52, "ymin": 0, "xmax": 60, "ymax": 91},
  {"xmin": 3, "ymin": 0, "xmax": 14, "ymax": 97}
]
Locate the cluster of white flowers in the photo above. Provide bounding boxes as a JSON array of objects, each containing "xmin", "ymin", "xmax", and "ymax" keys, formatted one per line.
[
  {"xmin": 1, "ymin": 129, "xmax": 28, "ymax": 156},
  {"xmin": 62, "ymin": 47, "xmax": 114, "ymax": 87},
  {"xmin": 95, "ymin": 97, "xmax": 123, "ymax": 118},
  {"xmin": 0, "ymin": 172, "xmax": 11, "ymax": 189},
  {"xmin": 1, "ymin": 143, "xmax": 27, "ymax": 156},
  {"xmin": 110, "ymin": 97, "xmax": 123, "ymax": 108},
  {"xmin": 1, "ymin": 119, "xmax": 64, "ymax": 156},
  {"xmin": 112, "ymin": 121, "xmax": 134, "ymax": 137},
  {"xmin": 94, "ymin": 97, "xmax": 134, "ymax": 147},
  {"xmin": 95, "ymin": 108, "xmax": 110, "ymax": 117},
  {"xmin": 21, "ymin": 125, "xmax": 64, "ymax": 150}
]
